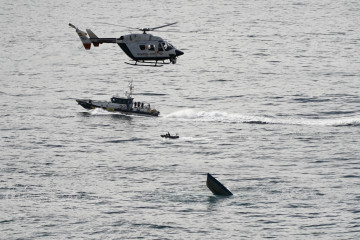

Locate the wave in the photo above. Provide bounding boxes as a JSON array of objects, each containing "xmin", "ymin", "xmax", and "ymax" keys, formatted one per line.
[{"xmin": 164, "ymin": 109, "xmax": 360, "ymax": 126}]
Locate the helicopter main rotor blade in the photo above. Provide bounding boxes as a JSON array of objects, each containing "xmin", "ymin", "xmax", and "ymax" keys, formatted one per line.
[{"xmin": 149, "ymin": 22, "xmax": 178, "ymax": 31}]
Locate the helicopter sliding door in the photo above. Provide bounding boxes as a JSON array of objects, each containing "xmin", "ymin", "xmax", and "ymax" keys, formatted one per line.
[{"xmin": 157, "ymin": 43, "xmax": 164, "ymax": 55}]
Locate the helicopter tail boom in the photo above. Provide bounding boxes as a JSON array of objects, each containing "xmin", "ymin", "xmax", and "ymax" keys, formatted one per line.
[
  {"xmin": 85, "ymin": 29, "xmax": 117, "ymax": 45},
  {"xmin": 85, "ymin": 29, "xmax": 117, "ymax": 47},
  {"xmin": 86, "ymin": 29, "xmax": 99, "ymax": 46},
  {"xmin": 69, "ymin": 23, "xmax": 117, "ymax": 49}
]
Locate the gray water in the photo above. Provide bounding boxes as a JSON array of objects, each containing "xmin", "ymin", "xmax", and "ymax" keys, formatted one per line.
[{"xmin": 1, "ymin": 0, "xmax": 360, "ymax": 239}]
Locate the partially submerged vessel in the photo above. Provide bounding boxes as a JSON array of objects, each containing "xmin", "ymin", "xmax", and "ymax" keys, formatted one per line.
[
  {"xmin": 206, "ymin": 173, "xmax": 233, "ymax": 196},
  {"xmin": 76, "ymin": 81, "xmax": 160, "ymax": 116}
]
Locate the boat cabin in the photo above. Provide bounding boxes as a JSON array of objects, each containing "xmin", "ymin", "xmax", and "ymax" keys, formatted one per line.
[{"xmin": 111, "ymin": 97, "xmax": 133, "ymax": 110}]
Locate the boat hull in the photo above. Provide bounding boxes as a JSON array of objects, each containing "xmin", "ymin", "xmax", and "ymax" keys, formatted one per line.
[
  {"xmin": 76, "ymin": 99, "xmax": 159, "ymax": 116},
  {"xmin": 206, "ymin": 173, "xmax": 233, "ymax": 196},
  {"xmin": 160, "ymin": 135, "xmax": 179, "ymax": 139}
]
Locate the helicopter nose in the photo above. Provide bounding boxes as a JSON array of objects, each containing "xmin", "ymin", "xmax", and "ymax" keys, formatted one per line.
[{"xmin": 175, "ymin": 50, "xmax": 184, "ymax": 56}]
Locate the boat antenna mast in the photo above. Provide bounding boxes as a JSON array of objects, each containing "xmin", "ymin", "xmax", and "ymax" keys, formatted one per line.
[{"xmin": 126, "ymin": 80, "xmax": 134, "ymax": 98}]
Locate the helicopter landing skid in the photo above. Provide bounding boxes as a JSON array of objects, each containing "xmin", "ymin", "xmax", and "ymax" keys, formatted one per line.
[
  {"xmin": 125, "ymin": 62, "xmax": 164, "ymax": 67},
  {"xmin": 125, "ymin": 60, "xmax": 174, "ymax": 67}
]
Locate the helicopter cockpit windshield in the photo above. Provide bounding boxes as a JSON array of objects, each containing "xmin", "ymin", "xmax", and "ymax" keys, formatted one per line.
[{"xmin": 160, "ymin": 41, "xmax": 174, "ymax": 51}]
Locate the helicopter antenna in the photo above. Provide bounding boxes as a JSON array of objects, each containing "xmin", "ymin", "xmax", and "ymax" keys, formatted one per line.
[{"xmin": 139, "ymin": 22, "xmax": 178, "ymax": 34}]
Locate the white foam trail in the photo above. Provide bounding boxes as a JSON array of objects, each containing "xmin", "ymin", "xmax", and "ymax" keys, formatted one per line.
[
  {"xmin": 164, "ymin": 109, "xmax": 360, "ymax": 126},
  {"xmin": 160, "ymin": 136, "xmax": 212, "ymax": 143},
  {"xmin": 90, "ymin": 108, "xmax": 116, "ymax": 115},
  {"xmin": 180, "ymin": 136, "xmax": 212, "ymax": 142},
  {"xmin": 89, "ymin": 108, "xmax": 144, "ymax": 118}
]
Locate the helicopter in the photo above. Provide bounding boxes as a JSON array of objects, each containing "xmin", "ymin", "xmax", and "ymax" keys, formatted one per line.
[{"xmin": 69, "ymin": 22, "xmax": 184, "ymax": 66}]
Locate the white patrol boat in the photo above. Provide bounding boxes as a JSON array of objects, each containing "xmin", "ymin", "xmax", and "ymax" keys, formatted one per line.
[{"xmin": 76, "ymin": 81, "xmax": 160, "ymax": 117}]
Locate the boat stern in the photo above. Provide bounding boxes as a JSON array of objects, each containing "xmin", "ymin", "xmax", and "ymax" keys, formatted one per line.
[{"xmin": 150, "ymin": 108, "xmax": 160, "ymax": 116}]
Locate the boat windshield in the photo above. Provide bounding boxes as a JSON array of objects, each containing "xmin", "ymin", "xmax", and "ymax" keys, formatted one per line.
[{"xmin": 111, "ymin": 97, "xmax": 132, "ymax": 105}]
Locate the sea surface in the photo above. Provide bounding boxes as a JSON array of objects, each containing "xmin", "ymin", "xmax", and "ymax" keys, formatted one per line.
[{"xmin": 1, "ymin": 0, "xmax": 360, "ymax": 239}]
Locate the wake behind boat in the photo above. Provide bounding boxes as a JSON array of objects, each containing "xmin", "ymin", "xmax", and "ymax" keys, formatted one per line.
[{"xmin": 76, "ymin": 81, "xmax": 160, "ymax": 117}]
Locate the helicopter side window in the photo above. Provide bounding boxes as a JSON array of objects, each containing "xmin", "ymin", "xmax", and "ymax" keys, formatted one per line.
[
  {"xmin": 158, "ymin": 43, "xmax": 164, "ymax": 51},
  {"xmin": 147, "ymin": 45, "xmax": 155, "ymax": 51},
  {"xmin": 139, "ymin": 45, "xmax": 145, "ymax": 50}
]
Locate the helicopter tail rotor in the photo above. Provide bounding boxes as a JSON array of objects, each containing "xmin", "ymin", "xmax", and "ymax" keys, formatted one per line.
[
  {"xmin": 69, "ymin": 23, "xmax": 77, "ymax": 29},
  {"xmin": 69, "ymin": 23, "xmax": 92, "ymax": 50}
]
